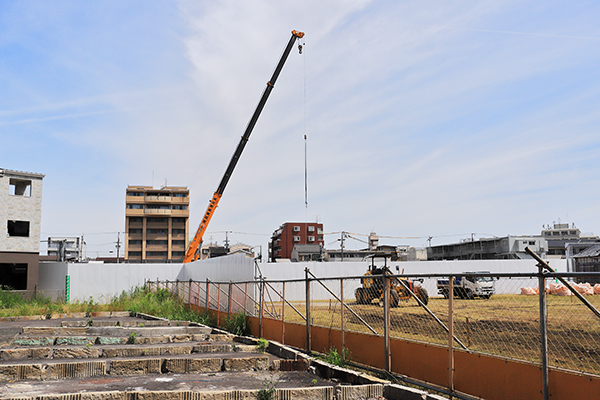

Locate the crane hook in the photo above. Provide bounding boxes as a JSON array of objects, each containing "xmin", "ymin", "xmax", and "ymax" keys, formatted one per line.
[{"xmin": 298, "ymin": 43, "xmax": 303, "ymax": 54}]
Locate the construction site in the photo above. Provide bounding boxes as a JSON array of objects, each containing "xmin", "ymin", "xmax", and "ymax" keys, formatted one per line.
[{"xmin": 3, "ymin": 24, "xmax": 600, "ymax": 400}]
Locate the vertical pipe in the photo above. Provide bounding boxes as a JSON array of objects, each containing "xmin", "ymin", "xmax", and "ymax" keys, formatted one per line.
[
  {"xmin": 383, "ymin": 274, "xmax": 390, "ymax": 372},
  {"xmin": 305, "ymin": 268, "xmax": 311, "ymax": 352},
  {"xmin": 539, "ymin": 266, "xmax": 549, "ymax": 400},
  {"xmin": 282, "ymin": 281, "xmax": 286, "ymax": 344},
  {"xmin": 448, "ymin": 276, "xmax": 454, "ymax": 394},
  {"xmin": 340, "ymin": 279, "xmax": 345, "ymax": 356}
]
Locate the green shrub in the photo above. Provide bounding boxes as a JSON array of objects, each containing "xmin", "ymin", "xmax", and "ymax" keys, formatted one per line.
[
  {"xmin": 256, "ymin": 338, "xmax": 268, "ymax": 353},
  {"xmin": 321, "ymin": 347, "xmax": 351, "ymax": 367}
]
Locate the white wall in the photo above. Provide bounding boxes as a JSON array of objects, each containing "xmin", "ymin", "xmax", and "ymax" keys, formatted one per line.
[
  {"xmin": 53, "ymin": 253, "xmax": 256, "ymax": 302},
  {"xmin": 38, "ymin": 262, "xmax": 68, "ymax": 300},
  {"xmin": 40, "ymin": 256, "xmax": 567, "ymax": 302}
]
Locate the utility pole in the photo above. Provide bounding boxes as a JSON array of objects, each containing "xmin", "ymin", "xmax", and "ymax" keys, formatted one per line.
[
  {"xmin": 340, "ymin": 232, "xmax": 345, "ymax": 262},
  {"xmin": 116, "ymin": 232, "xmax": 121, "ymax": 263}
]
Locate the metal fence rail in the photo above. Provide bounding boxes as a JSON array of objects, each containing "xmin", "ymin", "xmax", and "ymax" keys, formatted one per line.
[{"xmin": 147, "ymin": 266, "xmax": 600, "ymax": 400}]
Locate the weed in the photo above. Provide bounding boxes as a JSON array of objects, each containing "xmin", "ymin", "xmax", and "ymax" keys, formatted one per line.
[
  {"xmin": 256, "ymin": 338, "xmax": 268, "ymax": 353},
  {"xmin": 256, "ymin": 374, "xmax": 278, "ymax": 400},
  {"xmin": 311, "ymin": 378, "xmax": 317, "ymax": 386},
  {"xmin": 84, "ymin": 297, "xmax": 97, "ymax": 317},
  {"xmin": 127, "ymin": 332, "xmax": 137, "ymax": 344},
  {"xmin": 85, "ymin": 343, "xmax": 91, "ymax": 349},
  {"xmin": 88, "ymin": 319, "xmax": 93, "ymax": 326},
  {"xmin": 320, "ymin": 347, "xmax": 351, "ymax": 368},
  {"xmin": 224, "ymin": 312, "xmax": 248, "ymax": 336}
]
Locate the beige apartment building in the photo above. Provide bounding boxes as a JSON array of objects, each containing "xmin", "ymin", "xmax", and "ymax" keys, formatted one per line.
[{"xmin": 124, "ymin": 186, "xmax": 189, "ymax": 263}]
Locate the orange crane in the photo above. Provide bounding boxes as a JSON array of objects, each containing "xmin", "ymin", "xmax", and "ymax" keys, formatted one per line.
[{"xmin": 183, "ymin": 30, "xmax": 305, "ymax": 263}]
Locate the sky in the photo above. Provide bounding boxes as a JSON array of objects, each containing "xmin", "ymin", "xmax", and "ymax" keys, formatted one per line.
[{"xmin": 2, "ymin": 1, "xmax": 600, "ymax": 258}]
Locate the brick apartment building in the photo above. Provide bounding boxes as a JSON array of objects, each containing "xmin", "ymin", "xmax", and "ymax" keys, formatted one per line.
[
  {"xmin": 269, "ymin": 222, "xmax": 324, "ymax": 262},
  {"xmin": 124, "ymin": 185, "xmax": 189, "ymax": 263}
]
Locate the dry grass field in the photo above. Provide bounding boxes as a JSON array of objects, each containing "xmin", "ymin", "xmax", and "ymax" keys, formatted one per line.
[{"xmin": 268, "ymin": 294, "xmax": 600, "ymax": 375}]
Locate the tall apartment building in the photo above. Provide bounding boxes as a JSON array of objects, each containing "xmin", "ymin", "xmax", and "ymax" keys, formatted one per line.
[
  {"xmin": 0, "ymin": 168, "xmax": 45, "ymax": 292},
  {"xmin": 124, "ymin": 186, "xmax": 189, "ymax": 263},
  {"xmin": 269, "ymin": 222, "xmax": 324, "ymax": 262}
]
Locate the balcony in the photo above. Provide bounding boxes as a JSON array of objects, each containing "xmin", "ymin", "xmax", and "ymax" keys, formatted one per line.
[
  {"xmin": 145, "ymin": 196, "xmax": 172, "ymax": 203},
  {"xmin": 145, "ymin": 208, "xmax": 171, "ymax": 215}
]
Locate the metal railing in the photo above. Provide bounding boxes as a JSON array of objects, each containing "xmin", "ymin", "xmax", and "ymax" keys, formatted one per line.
[{"xmin": 148, "ymin": 263, "xmax": 600, "ymax": 400}]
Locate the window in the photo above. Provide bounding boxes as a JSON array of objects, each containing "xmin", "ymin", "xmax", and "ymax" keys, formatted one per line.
[
  {"xmin": 293, "ymin": 226, "xmax": 300, "ymax": 232},
  {"xmin": 9, "ymin": 179, "xmax": 31, "ymax": 197},
  {"xmin": 147, "ymin": 217, "xmax": 168, "ymax": 223},
  {"xmin": 293, "ymin": 236, "xmax": 301, "ymax": 242},
  {"xmin": 172, "ymin": 205, "xmax": 187, "ymax": 210},
  {"xmin": 172, "ymin": 251, "xmax": 185, "ymax": 257},
  {"xmin": 127, "ymin": 192, "xmax": 144, "ymax": 197},
  {"xmin": 529, "ymin": 241, "xmax": 536, "ymax": 245},
  {"xmin": 147, "ymin": 229, "xmax": 167, "ymax": 234},
  {"xmin": 147, "ymin": 240, "xmax": 168, "ymax": 245},
  {"xmin": 147, "ymin": 251, "xmax": 167, "ymax": 257},
  {"xmin": 128, "ymin": 240, "xmax": 142, "ymax": 245},
  {"xmin": 172, "ymin": 229, "xmax": 186, "ymax": 234},
  {"xmin": 128, "ymin": 251, "xmax": 142, "ymax": 257},
  {"xmin": 172, "ymin": 240, "xmax": 185, "ymax": 245},
  {"xmin": 129, "ymin": 217, "xmax": 142, "ymax": 222},
  {"xmin": 129, "ymin": 228, "xmax": 142, "ymax": 234},
  {"xmin": 308, "ymin": 236, "xmax": 315, "ymax": 242},
  {"xmin": 308, "ymin": 226, "xmax": 315, "ymax": 232},
  {"xmin": 173, "ymin": 193, "xmax": 187, "ymax": 198},
  {"xmin": 127, "ymin": 204, "xmax": 143, "ymax": 209},
  {"xmin": 7, "ymin": 220, "xmax": 29, "ymax": 237},
  {"xmin": 0, "ymin": 263, "xmax": 28, "ymax": 289},
  {"xmin": 173, "ymin": 218, "xmax": 186, "ymax": 223}
]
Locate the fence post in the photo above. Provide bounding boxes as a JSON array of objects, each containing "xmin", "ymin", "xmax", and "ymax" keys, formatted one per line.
[
  {"xmin": 228, "ymin": 282, "xmax": 232, "ymax": 318},
  {"xmin": 244, "ymin": 282, "xmax": 248, "ymax": 315},
  {"xmin": 189, "ymin": 279, "xmax": 192, "ymax": 306},
  {"xmin": 383, "ymin": 274, "xmax": 390, "ymax": 371},
  {"xmin": 538, "ymin": 265, "xmax": 549, "ymax": 400},
  {"xmin": 448, "ymin": 275, "xmax": 454, "ymax": 394},
  {"xmin": 177, "ymin": 279, "xmax": 180, "ymax": 298},
  {"xmin": 217, "ymin": 283, "xmax": 222, "ymax": 326},
  {"xmin": 205, "ymin": 279, "xmax": 210, "ymax": 312},
  {"xmin": 282, "ymin": 281, "xmax": 286, "ymax": 345},
  {"xmin": 305, "ymin": 268, "xmax": 311, "ymax": 353},
  {"xmin": 259, "ymin": 279, "xmax": 264, "ymax": 338},
  {"xmin": 340, "ymin": 278, "xmax": 345, "ymax": 357}
]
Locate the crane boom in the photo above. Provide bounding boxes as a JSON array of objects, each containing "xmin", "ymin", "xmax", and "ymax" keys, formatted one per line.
[{"xmin": 183, "ymin": 30, "xmax": 305, "ymax": 263}]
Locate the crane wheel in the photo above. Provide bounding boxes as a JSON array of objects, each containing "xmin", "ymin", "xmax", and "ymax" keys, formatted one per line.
[{"xmin": 417, "ymin": 287, "xmax": 429, "ymax": 306}]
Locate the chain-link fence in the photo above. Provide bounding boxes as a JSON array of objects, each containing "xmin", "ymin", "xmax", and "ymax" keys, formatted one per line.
[{"xmin": 147, "ymin": 265, "xmax": 600, "ymax": 397}]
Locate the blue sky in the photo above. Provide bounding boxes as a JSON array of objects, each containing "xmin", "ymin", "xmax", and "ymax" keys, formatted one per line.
[{"xmin": 2, "ymin": 1, "xmax": 600, "ymax": 257}]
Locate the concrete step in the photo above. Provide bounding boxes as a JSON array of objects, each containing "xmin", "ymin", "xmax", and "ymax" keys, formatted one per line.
[
  {"xmin": 20, "ymin": 324, "xmax": 213, "ymax": 337},
  {"xmin": 0, "ymin": 371, "xmax": 370, "ymax": 400},
  {"xmin": 0, "ymin": 342, "xmax": 261, "ymax": 361},
  {"xmin": 0, "ymin": 353, "xmax": 273, "ymax": 382}
]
